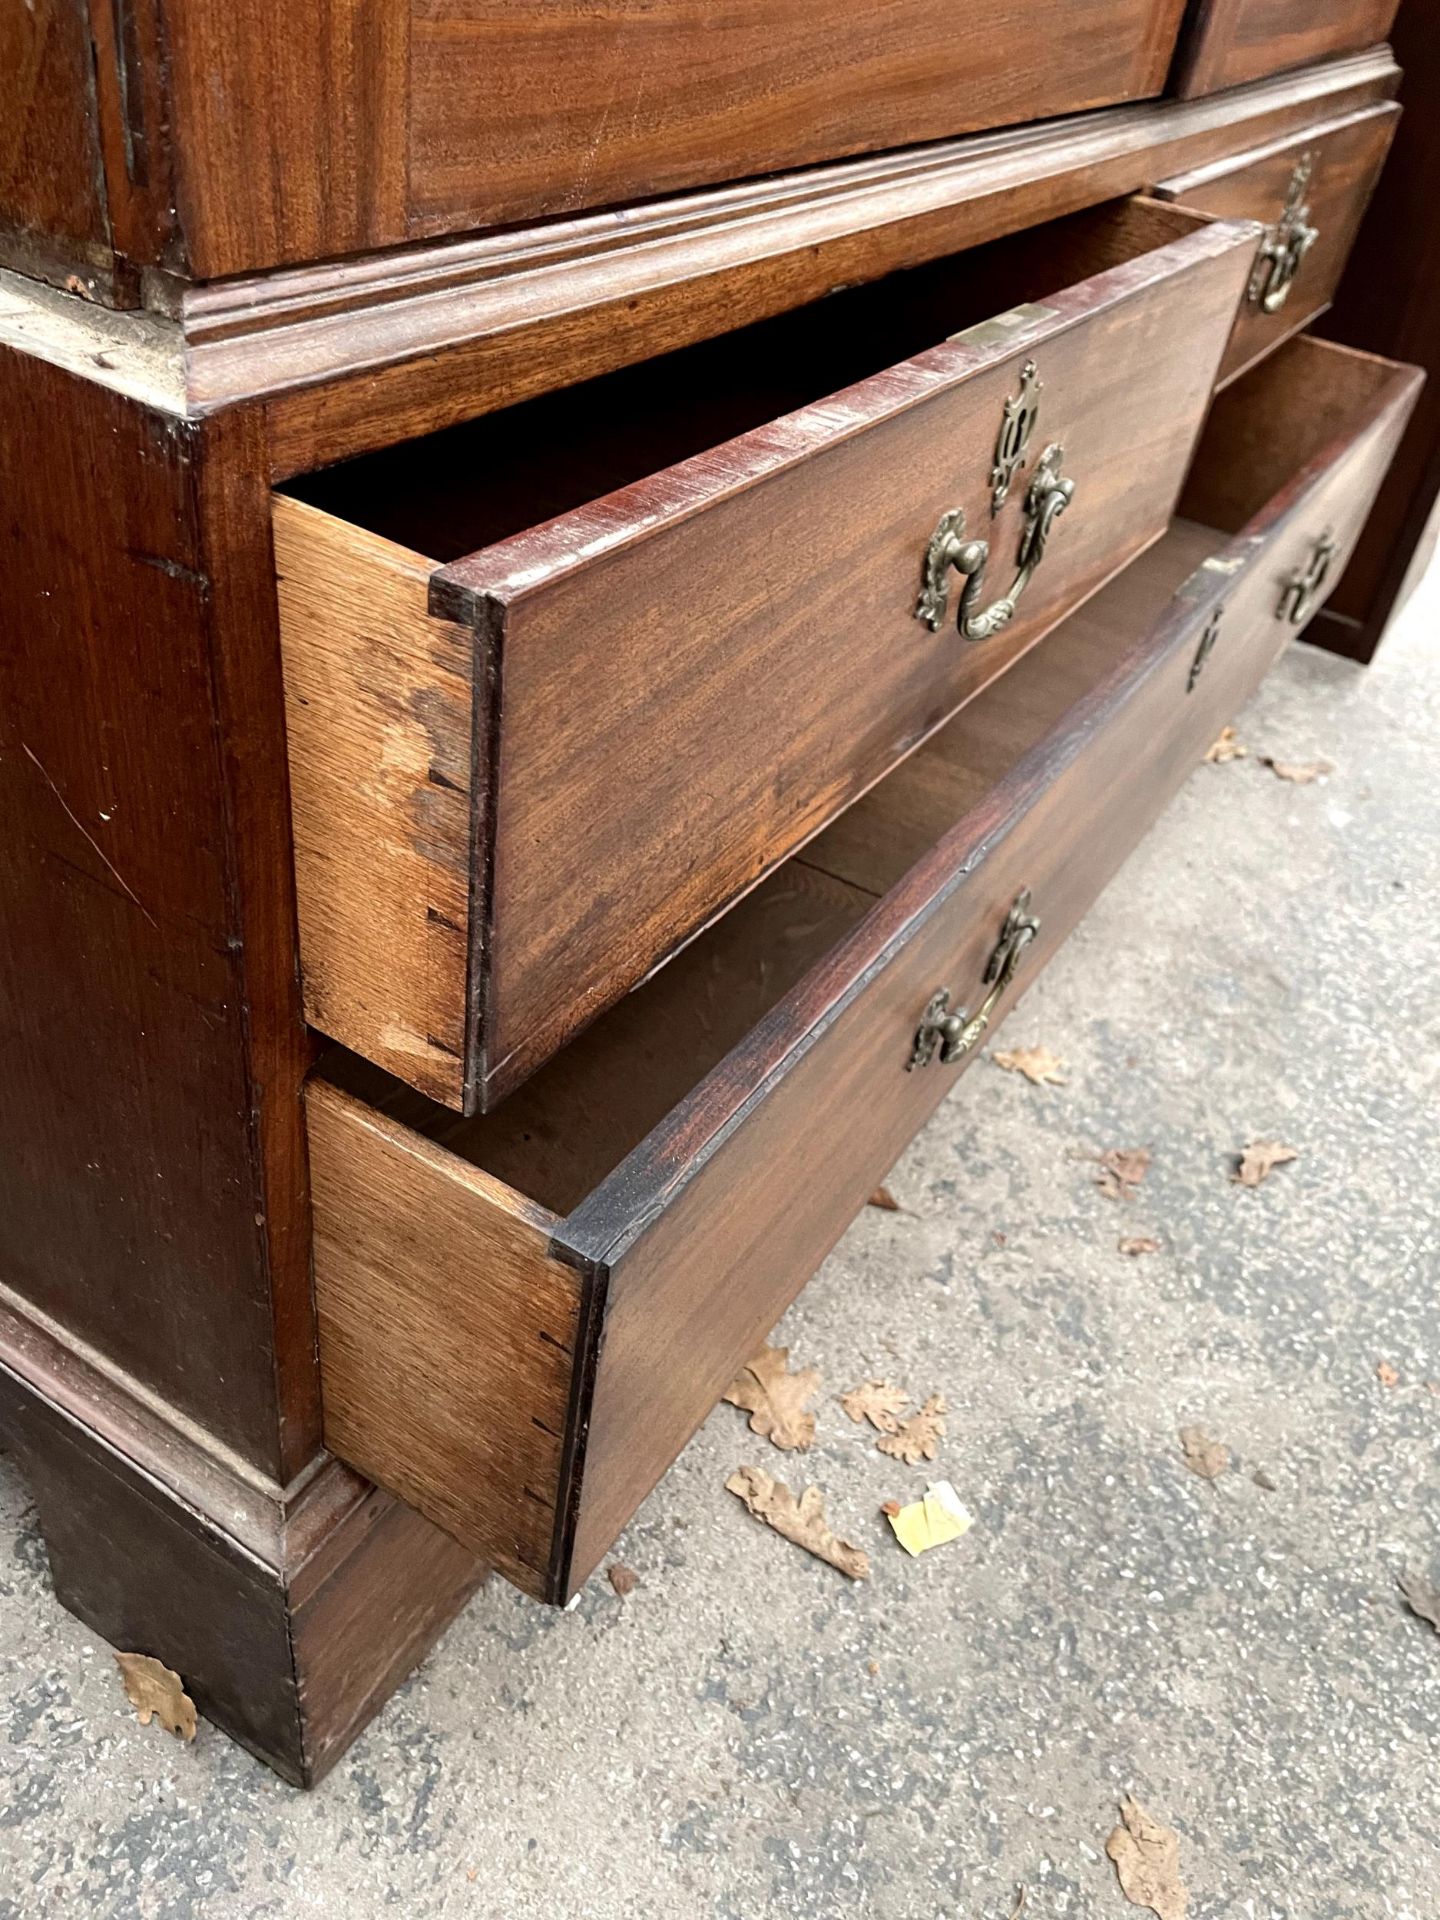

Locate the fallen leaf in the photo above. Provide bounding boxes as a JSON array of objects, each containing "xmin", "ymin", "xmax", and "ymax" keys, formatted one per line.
[
  {"xmin": 1107, "ymin": 1797, "xmax": 1188, "ymax": 1920},
  {"xmin": 115, "ymin": 1653, "xmax": 196, "ymax": 1742},
  {"xmin": 723, "ymin": 1345, "xmax": 821, "ymax": 1451},
  {"xmin": 1376, "ymin": 1360, "xmax": 1400, "ymax": 1389},
  {"xmin": 1232, "ymin": 1140, "xmax": 1299, "ymax": 1188},
  {"xmin": 840, "ymin": 1379, "xmax": 911, "ymax": 1435},
  {"xmin": 886, "ymin": 1481, "xmax": 974, "ymax": 1557},
  {"xmin": 1263, "ymin": 756, "xmax": 1334, "ymax": 785},
  {"xmin": 877, "ymin": 1393, "xmax": 947, "ymax": 1465},
  {"xmin": 1205, "ymin": 726, "xmax": 1248, "ymax": 763},
  {"xmin": 1252, "ymin": 1469, "xmax": 1278, "ymax": 1493},
  {"xmin": 880, "ymin": 1499, "xmax": 902, "ymax": 1518},
  {"xmin": 993, "ymin": 1045, "xmax": 1068, "ymax": 1087},
  {"xmin": 1119, "ymin": 1236, "xmax": 1161, "ymax": 1257},
  {"xmin": 1097, "ymin": 1147, "xmax": 1151, "ymax": 1201},
  {"xmin": 868, "ymin": 1186, "xmax": 901, "ymax": 1211},
  {"xmin": 725, "ymin": 1468, "xmax": 869, "ymax": 1580},
  {"xmin": 1398, "ymin": 1570, "xmax": 1440, "ymax": 1635},
  {"xmin": 607, "ymin": 1563, "xmax": 640, "ymax": 1597},
  {"xmin": 1179, "ymin": 1425, "xmax": 1229, "ymax": 1481}
]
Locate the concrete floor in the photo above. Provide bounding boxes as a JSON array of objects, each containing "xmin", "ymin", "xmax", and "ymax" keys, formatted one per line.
[{"xmin": 2, "ymin": 582, "xmax": 1438, "ymax": 1919}]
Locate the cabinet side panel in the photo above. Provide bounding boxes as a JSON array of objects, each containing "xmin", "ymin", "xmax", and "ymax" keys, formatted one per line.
[{"xmin": 0, "ymin": 353, "xmax": 293, "ymax": 1472}]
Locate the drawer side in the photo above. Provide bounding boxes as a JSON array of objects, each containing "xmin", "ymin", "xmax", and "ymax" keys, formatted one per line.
[
  {"xmin": 309, "ymin": 1080, "xmax": 585, "ymax": 1599},
  {"xmin": 275, "ymin": 496, "xmax": 476, "ymax": 1109}
]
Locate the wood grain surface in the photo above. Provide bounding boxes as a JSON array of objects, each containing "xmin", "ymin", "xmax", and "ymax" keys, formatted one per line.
[
  {"xmin": 274, "ymin": 496, "xmax": 474, "ymax": 1107},
  {"xmin": 308, "ymin": 1081, "xmax": 584, "ymax": 1598}
]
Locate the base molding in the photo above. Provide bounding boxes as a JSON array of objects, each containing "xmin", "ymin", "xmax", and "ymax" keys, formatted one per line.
[{"xmin": 0, "ymin": 1327, "xmax": 484, "ymax": 1785}]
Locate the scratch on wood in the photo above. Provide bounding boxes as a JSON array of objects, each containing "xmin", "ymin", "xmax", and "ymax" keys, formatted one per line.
[{"xmin": 20, "ymin": 743, "xmax": 158, "ymax": 927}]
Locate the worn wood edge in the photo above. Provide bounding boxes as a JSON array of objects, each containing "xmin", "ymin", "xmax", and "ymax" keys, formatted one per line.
[
  {"xmin": 1152, "ymin": 98, "xmax": 1401, "ymax": 196},
  {"xmin": 0, "ymin": 265, "xmax": 184, "ymax": 412},
  {"xmin": 306, "ymin": 1078, "xmax": 586, "ymax": 1598},
  {"xmin": 162, "ymin": 51, "xmax": 1397, "ymax": 433},
  {"xmin": 0, "ymin": 1273, "xmax": 362, "ymax": 1572},
  {"xmin": 560, "ymin": 350, "xmax": 1421, "ymax": 1264},
  {"xmin": 431, "ymin": 215, "xmax": 1259, "ymax": 612},
  {"xmin": 272, "ymin": 493, "xmax": 475, "ymax": 1110}
]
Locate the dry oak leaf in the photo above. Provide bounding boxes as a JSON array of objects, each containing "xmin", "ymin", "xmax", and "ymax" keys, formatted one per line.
[
  {"xmin": 1376, "ymin": 1360, "xmax": 1401, "ymax": 1389},
  {"xmin": 1119, "ymin": 1236, "xmax": 1162, "ymax": 1257},
  {"xmin": 1107, "ymin": 1797, "xmax": 1188, "ymax": 1920},
  {"xmin": 607, "ymin": 1563, "xmax": 640, "ymax": 1597},
  {"xmin": 115, "ymin": 1652, "xmax": 197, "ymax": 1742},
  {"xmin": 723, "ymin": 1345, "xmax": 820, "ymax": 1452},
  {"xmin": 1097, "ymin": 1147, "xmax": 1151, "ymax": 1201},
  {"xmin": 994, "ymin": 1045, "xmax": 1068, "ymax": 1087},
  {"xmin": 1398, "ymin": 1570, "xmax": 1440, "ymax": 1636},
  {"xmin": 1232, "ymin": 1140, "xmax": 1299, "ymax": 1188},
  {"xmin": 1179, "ymin": 1425, "xmax": 1230, "ymax": 1481},
  {"xmin": 840, "ymin": 1379, "xmax": 911, "ymax": 1436},
  {"xmin": 877, "ymin": 1394, "xmax": 948, "ymax": 1466},
  {"xmin": 725, "ymin": 1467, "xmax": 870, "ymax": 1580},
  {"xmin": 1264, "ymin": 755, "xmax": 1334, "ymax": 785},
  {"xmin": 1205, "ymin": 726, "xmax": 1248, "ymax": 764},
  {"xmin": 868, "ymin": 1187, "xmax": 902, "ymax": 1212}
]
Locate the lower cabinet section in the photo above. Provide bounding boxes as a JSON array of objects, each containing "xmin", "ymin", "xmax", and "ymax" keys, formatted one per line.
[{"xmin": 306, "ymin": 335, "xmax": 1420, "ymax": 1607}]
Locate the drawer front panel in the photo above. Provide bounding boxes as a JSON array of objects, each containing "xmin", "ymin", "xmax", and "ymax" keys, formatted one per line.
[
  {"xmin": 407, "ymin": 0, "xmax": 1187, "ymax": 239},
  {"xmin": 1154, "ymin": 105, "xmax": 1399, "ymax": 386},
  {"xmin": 441, "ymin": 219, "xmax": 1257, "ymax": 1106},
  {"xmin": 560, "ymin": 558, "xmax": 1287, "ymax": 1593},
  {"xmin": 1174, "ymin": 0, "xmax": 1401, "ymax": 98}
]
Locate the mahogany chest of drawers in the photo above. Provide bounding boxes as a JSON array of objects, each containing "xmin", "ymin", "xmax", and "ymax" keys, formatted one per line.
[{"xmin": 0, "ymin": 0, "xmax": 1430, "ymax": 1783}]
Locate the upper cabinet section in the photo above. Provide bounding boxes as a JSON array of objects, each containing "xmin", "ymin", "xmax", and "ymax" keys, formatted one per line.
[
  {"xmin": 1173, "ymin": 0, "xmax": 1402, "ymax": 97},
  {"xmin": 0, "ymin": 0, "xmax": 1405, "ymax": 287},
  {"xmin": 4, "ymin": 0, "xmax": 1194, "ymax": 283}
]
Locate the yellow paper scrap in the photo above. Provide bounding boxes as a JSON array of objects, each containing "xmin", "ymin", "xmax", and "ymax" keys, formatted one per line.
[{"xmin": 886, "ymin": 1480, "xmax": 974, "ymax": 1558}]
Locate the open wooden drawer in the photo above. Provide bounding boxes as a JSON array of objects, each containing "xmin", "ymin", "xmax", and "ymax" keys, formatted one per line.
[
  {"xmin": 307, "ymin": 335, "xmax": 1421, "ymax": 1604},
  {"xmin": 1152, "ymin": 101, "xmax": 1399, "ymax": 387},
  {"xmin": 275, "ymin": 199, "xmax": 1257, "ymax": 1115}
]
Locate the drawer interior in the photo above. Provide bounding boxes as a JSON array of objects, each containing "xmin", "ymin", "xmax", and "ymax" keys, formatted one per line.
[
  {"xmin": 280, "ymin": 197, "xmax": 1210, "ymax": 563},
  {"xmin": 323, "ymin": 515, "xmax": 1213, "ymax": 1218},
  {"xmin": 1179, "ymin": 332, "xmax": 1405, "ymax": 532}
]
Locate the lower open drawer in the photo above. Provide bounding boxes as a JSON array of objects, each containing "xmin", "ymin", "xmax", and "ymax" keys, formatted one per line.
[{"xmin": 308, "ymin": 336, "xmax": 1420, "ymax": 1603}]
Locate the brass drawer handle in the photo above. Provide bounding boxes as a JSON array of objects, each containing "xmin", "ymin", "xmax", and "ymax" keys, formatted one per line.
[
  {"xmin": 1249, "ymin": 153, "xmax": 1320, "ymax": 314},
  {"xmin": 917, "ymin": 445, "xmax": 1077, "ymax": 643},
  {"xmin": 1278, "ymin": 531, "xmax": 1338, "ymax": 627},
  {"xmin": 909, "ymin": 889, "xmax": 1040, "ymax": 1070}
]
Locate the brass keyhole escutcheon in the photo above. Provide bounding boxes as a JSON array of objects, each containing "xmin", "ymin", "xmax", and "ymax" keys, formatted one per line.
[
  {"xmin": 991, "ymin": 359, "xmax": 1042, "ymax": 514},
  {"xmin": 1187, "ymin": 606, "xmax": 1224, "ymax": 693},
  {"xmin": 1250, "ymin": 152, "xmax": 1320, "ymax": 314},
  {"xmin": 909, "ymin": 890, "xmax": 1040, "ymax": 1071}
]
